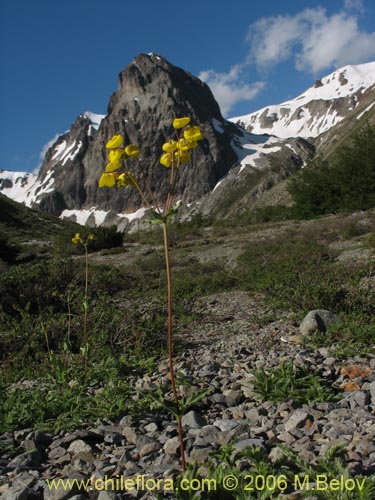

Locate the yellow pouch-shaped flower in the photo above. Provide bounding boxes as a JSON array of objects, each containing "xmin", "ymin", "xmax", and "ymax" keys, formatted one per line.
[
  {"xmin": 125, "ymin": 144, "xmax": 140, "ymax": 157},
  {"xmin": 176, "ymin": 150, "xmax": 191, "ymax": 164},
  {"xmin": 162, "ymin": 140, "xmax": 178, "ymax": 153},
  {"xmin": 178, "ymin": 138, "xmax": 198, "ymax": 151},
  {"xmin": 106, "ymin": 135, "xmax": 124, "ymax": 149},
  {"xmin": 173, "ymin": 117, "xmax": 191, "ymax": 129},
  {"xmin": 160, "ymin": 152, "xmax": 172, "ymax": 167},
  {"xmin": 109, "ymin": 149, "xmax": 124, "ymax": 162},
  {"xmin": 99, "ymin": 172, "xmax": 116, "ymax": 187},
  {"xmin": 184, "ymin": 126, "xmax": 203, "ymax": 142},
  {"xmin": 105, "ymin": 160, "xmax": 121, "ymax": 172}
]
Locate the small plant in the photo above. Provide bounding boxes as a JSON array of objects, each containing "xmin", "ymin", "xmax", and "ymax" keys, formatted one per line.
[
  {"xmin": 71, "ymin": 232, "xmax": 94, "ymax": 374},
  {"xmin": 98, "ymin": 117, "xmax": 204, "ymax": 470},
  {"xmin": 250, "ymin": 361, "xmax": 339, "ymax": 404}
]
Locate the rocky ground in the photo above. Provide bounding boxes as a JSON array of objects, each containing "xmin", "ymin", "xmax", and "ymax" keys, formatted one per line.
[{"xmin": 1, "ymin": 289, "xmax": 375, "ymax": 500}]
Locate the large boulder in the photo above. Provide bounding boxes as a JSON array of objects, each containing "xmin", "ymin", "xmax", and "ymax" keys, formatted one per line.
[{"xmin": 300, "ymin": 309, "xmax": 341, "ymax": 335}]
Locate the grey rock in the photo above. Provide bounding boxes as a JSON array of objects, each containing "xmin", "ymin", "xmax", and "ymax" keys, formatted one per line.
[
  {"xmin": 300, "ymin": 310, "xmax": 341, "ymax": 335},
  {"xmin": 163, "ymin": 437, "xmax": 181, "ymax": 456},
  {"xmin": 122, "ymin": 426, "xmax": 138, "ymax": 445},
  {"xmin": 223, "ymin": 389, "xmax": 244, "ymax": 407},
  {"xmin": 67, "ymin": 440, "xmax": 93, "ymax": 455},
  {"xmin": 1, "ymin": 483, "xmax": 40, "ymax": 500},
  {"xmin": 43, "ymin": 480, "xmax": 82, "ymax": 500},
  {"xmin": 233, "ymin": 438, "xmax": 265, "ymax": 450},
  {"xmin": 139, "ymin": 440, "xmax": 161, "ymax": 458},
  {"xmin": 213, "ymin": 419, "xmax": 241, "ymax": 432},
  {"xmin": 285, "ymin": 409, "xmax": 310, "ymax": 432},
  {"xmin": 369, "ymin": 380, "xmax": 375, "ymax": 405},
  {"xmin": 188, "ymin": 446, "xmax": 214, "ymax": 462},
  {"xmin": 97, "ymin": 492, "xmax": 122, "ymax": 500},
  {"xmin": 7, "ymin": 450, "xmax": 43, "ymax": 469},
  {"xmin": 181, "ymin": 411, "xmax": 206, "ymax": 429},
  {"xmin": 144, "ymin": 422, "xmax": 159, "ymax": 433}
]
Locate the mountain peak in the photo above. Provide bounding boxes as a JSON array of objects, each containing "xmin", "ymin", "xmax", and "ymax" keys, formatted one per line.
[{"xmin": 230, "ymin": 60, "xmax": 375, "ymax": 139}]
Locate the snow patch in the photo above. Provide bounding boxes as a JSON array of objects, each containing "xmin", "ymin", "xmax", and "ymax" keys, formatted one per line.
[
  {"xmin": 357, "ymin": 102, "xmax": 375, "ymax": 120},
  {"xmin": 60, "ymin": 207, "xmax": 148, "ymax": 226},
  {"xmin": 229, "ymin": 61, "xmax": 375, "ymax": 139},
  {"xmin": 0, "ymin": 170, "xmax": 38, "ymax": 203},
  {"xmin": 82, "ymin": 111, "xmax": 105, "ymax": 130}
]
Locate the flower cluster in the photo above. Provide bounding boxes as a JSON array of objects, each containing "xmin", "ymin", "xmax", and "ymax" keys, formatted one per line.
[
  {"xmin": 160, "ymin": 118, "xmax": 203, "ymax": 168},
  {"xmin": 99, "ymin": 135, "xmax": 139, "ymax": 188},
  {"xmin": 71, "ymin": 233, "xmax": 94, "ymax": 245}
]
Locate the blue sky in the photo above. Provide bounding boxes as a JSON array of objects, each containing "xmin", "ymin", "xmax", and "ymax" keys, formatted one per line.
[{"xmin": 1, "ymin": 0, "xmax": 374, "ymax": 173}]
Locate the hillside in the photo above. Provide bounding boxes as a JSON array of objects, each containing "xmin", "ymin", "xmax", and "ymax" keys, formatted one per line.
[{"xmin": 0, "ymin": 193, "xmax": 83, "ymax": 265}]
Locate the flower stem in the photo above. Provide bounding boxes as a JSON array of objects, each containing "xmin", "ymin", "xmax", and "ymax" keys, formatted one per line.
[
  {"xmin": 162, "ymin": 221, "xmax": 186, "ymax": 471},
  {"xmin": 83, "ymin": 243, "xmax": 89, "ymax": 375}
]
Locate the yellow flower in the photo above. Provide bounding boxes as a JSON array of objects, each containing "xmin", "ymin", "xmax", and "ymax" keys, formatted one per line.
[
  {"xmin": 176, "ymin": 150, "xmax": 191, "ymax": 163},
  {"xmin": 99, "ymin": 172, "xmax": 116, "ymax": 187},
  {"xmin": 173, "ymin": 117, "xmax": 191, "ymax": 129},
  {"xmin": 105, "ymin": 160, "xmax": 121, "ymax": 172},
  {"xmin": 88, "ymin": 234, "xmax": 95, "ymax": 241},
  {"xmin": 72, "ymin": 233, "xmax": 82, "ymax": 244},
  {"xmin": 184, "ymin": 126, "xmax": 203, "ymax": 142},
  {"xmin": 108, "ymin": 149, "xmax": 124, "ymax": 162},
  {"xmin": 117, "ymin": 172, "xmax": 136, "ymax": 187},
  {"xmin": 177, "ymin": 138, "xmax": 198, "ymax": 151},
  {"xmin": 106, "ymin": 135, "xmax": 124, "ymax": 149},
  {"xmin": 125, "ymin": 144, "xmax": 140, "ymax": 157},
  {"xmin": 160, "ymin": 152, "xmax": 172, "ymax": 168},
  {"xmin": 162, "ymin": 140, "xmax": 178, "ymax": 153}
]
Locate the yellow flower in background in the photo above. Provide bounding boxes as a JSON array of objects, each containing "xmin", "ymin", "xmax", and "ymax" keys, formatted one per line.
[
  {"xmin": 173, "ymin": 117, "xmax": 190, "ymax": 129},
  {"xmin": 177, "ymin": 150, "xmax": 191, "ymax": 163},
  {"xmin": 162, "ymin": 140, "xmax": 178, "ymax": 153},
  {"xmin": 160, "ymin": 152, "xmax": 172, "ymax": 168},
  {"xmin": 106, "ymin": 135, "xmax": 124, "ymax": 149},
  {"xmin": 72, "ymin": 233, "xmax": 83, "ymax": 244},
  {"xmin": 105, "ymin": 160, "xmax": 121, "ymax": 172},
  {"xmin": 108, "ymin": 149, "xmax": 124, "ymax": 162},
  {"xmin": 88, "ymin": 234, "xmax": 95, "ymax": 241},
  {"xmin": 125, "ymin": 144, "xmax": 140, "ymax": 157},
  {"xmin": 184, "ymin": 126, "xmax": 203, "ymax": 142},
  {"xmin": 99, "ymin": 172, "xmax": 116, "ymax": 187}
]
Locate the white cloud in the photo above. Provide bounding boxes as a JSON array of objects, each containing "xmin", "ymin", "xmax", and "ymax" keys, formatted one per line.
[
  {"xmin": 198, "ymin": 65, "xmax": 265, "ymax": 116},
  {"xmin": 247, "ymin": 5, "xmax": 375, "ymax": 75},
  {"xmin": 199, "ymin": 2, "xmax": 374, "ymax": 115},
  {"xmin": 344, "ymin": 0, "xmax": 365, "ymax": 14}
]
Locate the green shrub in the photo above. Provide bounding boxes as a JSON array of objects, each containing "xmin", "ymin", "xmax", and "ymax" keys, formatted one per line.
[
  {"xmin": 54, "ymin": 225, "xmax": 123, "ymax": 255},
  {"xmin": 289, "ymin": 125, "xmax": 375, "ymax": 218}
]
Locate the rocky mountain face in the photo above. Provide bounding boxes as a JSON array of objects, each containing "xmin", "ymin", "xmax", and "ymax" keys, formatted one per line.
[
  {"xmin": 1, "ymin": 58, "xmax": 374, "ymax": 226},
  {"xmin": 82, "ymin": 53, "xmax": 238, "ymax": 216},
  {"xmin": 3, "ymin": 54, "xmax": 239, "ymax": 223}
]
